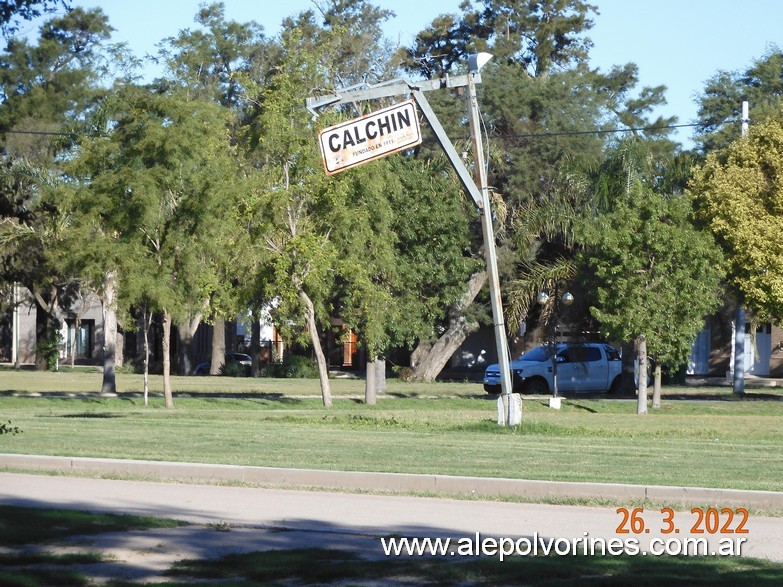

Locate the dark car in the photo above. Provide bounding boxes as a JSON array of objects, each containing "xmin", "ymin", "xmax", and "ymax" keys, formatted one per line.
[{"xmin": 194, "ymin": 353, "xmax": 252, "ymax": 375}]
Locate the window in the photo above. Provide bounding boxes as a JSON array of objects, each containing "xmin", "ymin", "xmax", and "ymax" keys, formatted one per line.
[
  {"xmin": 603, "ymin": 345, "xmax": 621, "ymax": 361},
  {"xmin": 561, "ymin": 346, "xmax": 602, "ymax": 363},
  {"xmin": 66, "ymin": 319, "xmax": 94, "ymax": 359},
  {"xmin": 518, "ymin": 347, "xmax": 551, "ymax": 362}
]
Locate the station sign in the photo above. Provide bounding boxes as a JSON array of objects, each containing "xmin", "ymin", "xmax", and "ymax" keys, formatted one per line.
[{"xmin": 318, "ymin": 100, "xmax": 422, "ymax": 175}]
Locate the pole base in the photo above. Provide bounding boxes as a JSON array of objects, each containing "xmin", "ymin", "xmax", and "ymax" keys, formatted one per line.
[
  {"xmin": 548, "ymin": 397, "xmax": 562, "ymax": 410},
  {"xmin": 497, "ymin": 394, "xmax": 522, "ymax": 425}
]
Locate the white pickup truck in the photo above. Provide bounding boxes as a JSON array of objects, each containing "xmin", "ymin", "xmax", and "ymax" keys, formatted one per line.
[{"xmin": 483, "ymin": 342, "xmax": 622, "ymax": 394}]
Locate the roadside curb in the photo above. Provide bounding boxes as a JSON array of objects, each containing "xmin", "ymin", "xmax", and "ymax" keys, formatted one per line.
[{"xmin": 1, "ymin": 453, "xmax": 781, "ymax": 510}]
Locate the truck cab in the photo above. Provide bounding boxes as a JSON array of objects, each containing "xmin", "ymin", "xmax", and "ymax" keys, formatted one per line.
[{"xmin": 483, "ymin": 342, "xmax": 622, "ymax": 394}]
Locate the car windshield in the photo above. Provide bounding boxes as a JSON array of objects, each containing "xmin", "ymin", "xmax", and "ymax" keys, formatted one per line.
[{"xmin": 517, "ymin": 346, "xmax": 551, "ymax": 362}]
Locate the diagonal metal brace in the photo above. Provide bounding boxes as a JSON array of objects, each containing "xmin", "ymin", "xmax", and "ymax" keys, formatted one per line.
[{"xmin": 305, "ymin": 76, "xmax": 484, "ymax": 209}]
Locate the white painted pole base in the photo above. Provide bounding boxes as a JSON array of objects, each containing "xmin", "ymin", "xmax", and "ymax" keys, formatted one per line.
[
  {"xmin": 548, "ymin": 397, "xmax": 562, "ymax": 410},
  {"xmin": 497, "ymin": 394, "xmax": 522, "ymax": 425}
]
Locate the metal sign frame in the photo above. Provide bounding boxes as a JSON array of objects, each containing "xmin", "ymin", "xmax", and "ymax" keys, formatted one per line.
[
  {"xmin": 307, "ymin": 74, "xmax": 516, "ymax": 425},
  {"xmin": 318, "ymin": 99, "xmax": 422, "ymax": 175}
]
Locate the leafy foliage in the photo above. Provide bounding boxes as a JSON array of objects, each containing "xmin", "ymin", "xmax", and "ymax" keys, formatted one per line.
[
  {"xmin": 580, "ymin": 141, "xmax": 724, "ymax": 366},
  {"xmin": 690, "ymin": 113, "xmax": 783, "ymax": 323},
  {"xmin": 695, "ymin": 48, "xmax": 783, "ymax": 154},
  {"xmin": 0, "ymin": 0, "xmax": 68, "ymax": 39}
]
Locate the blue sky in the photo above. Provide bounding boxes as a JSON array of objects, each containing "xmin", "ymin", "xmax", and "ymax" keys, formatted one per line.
[{"xmin": 68, "ymin": 1, "xmax": 783, "ymax": 148}]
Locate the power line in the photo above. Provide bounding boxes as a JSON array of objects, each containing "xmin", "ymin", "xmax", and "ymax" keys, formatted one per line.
[
  {"xmin": 3, "ymin": 129, "xmax": 72, "ymax": 137},
  {"xmin": 503, "ymin": 122, "xmax": 701, "ymax": 140},
  {"xmin": 2, "ymin": 121, "xmax": 709, "ymax": 141}
]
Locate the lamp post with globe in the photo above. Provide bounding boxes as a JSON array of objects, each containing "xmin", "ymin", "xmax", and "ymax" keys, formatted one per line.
[{"xmin": 537, "ymin": 282, "xmax": 574, "ymax": 407}]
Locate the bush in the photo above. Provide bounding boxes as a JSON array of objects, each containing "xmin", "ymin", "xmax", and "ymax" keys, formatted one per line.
[
  {"xmin": 36, "ymin": 333, "xmax": 60, "ymax": 371},
  {"xmin": 396, "ymin": 366, "xmax": 415, "ymax": 381},
  {"xmin": 259, "ymin": 355, "xmax": 319, "ymax": 379},
  {"xmin": 220, "ymin": 361, "xmax": 248, "ymax": 377},
  {"xmin": 282, "ymin": 355, "xmax": 319, "ymax": 378},
  {"xmin": 114, "ymin": 364, "xmax": 138, "ymax": 375}
]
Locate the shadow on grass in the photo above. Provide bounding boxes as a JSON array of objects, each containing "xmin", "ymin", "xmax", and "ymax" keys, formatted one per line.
[
  {"xmin": 1, "ymin": 502, "xmax": 781, "ymax": 587},
  {"xmin": 1, "ymin": 390, "xmax": 305, "ymax": 405},
  {"xmin": 167, "ymin": 547, "xmax": 783, "ymax": 587},
  {"xmin": 662, "ymin": 391, "xmax": 783, "ymax": 402},
  {"xmin": 0, "ymin": 505, "xmax": 185, "ymax": 546},
  {"xmin": 56, "ymin": 413, "xmax": 127, "ymax": 419}
]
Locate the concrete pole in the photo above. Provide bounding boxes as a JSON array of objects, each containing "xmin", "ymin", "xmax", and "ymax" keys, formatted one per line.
[
  {"xmin": 466, "ymin": 71, "xmax": 515, "ymax": 425},
  {"xmin": 12, "ymin": 282, "xmax": 19, "ymax": 368},
  {"xmin": 365, "ymin": 360, "xmax": 377, "ymax": 405},
  {"xmin": 734, "ymin": 101, "xmax": 749, "ymax": 395}
]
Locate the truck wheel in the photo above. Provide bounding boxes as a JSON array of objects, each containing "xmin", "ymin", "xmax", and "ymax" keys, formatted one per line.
[
  {"xmin": 523, "ymin": 378, "xmax": 548, "ymax": 395},
  {"xmin": 483, "ymin": 384, "xmax": 501, "ymax": 394}
]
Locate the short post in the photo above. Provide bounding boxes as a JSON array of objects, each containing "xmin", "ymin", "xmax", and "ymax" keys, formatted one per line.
[{"xmin": 365, "ymin": 359, "xmax": 377, "ymax": 405}]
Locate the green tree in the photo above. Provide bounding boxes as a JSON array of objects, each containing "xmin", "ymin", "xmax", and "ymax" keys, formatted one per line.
[
  {"xmin": 241, "ymin": 5, "xmax": 481, "ymax": 401},
  {"xmin": 158, "ymin": 2, "xmax": 267, "ymax": 108},
  {"xmin": 0, "ymin": 158, "xmax": 66, "ymax": 370},
  {"xmin": 0, "ymin": 0, "xmax": 69, "ymax": 39},
  {"xmin": 0, "ymin": 7, "xmax": 111, "ymax": 370},
  {"xmin": 282, "ymin": 0, "xmax": 397, "ymax": 87},
  {"xmin": 0, "ymin": 6, "xmax": 111, "ymax": 157},
  {"xmin": 62, "ymin": 85, "xmax": 247, "ymax": 405},
  {"xmin": 399, "ymin": 0, "xmax": 679, "ymax": 380},
  {"xmin": 241, "ymin": 25, "xmax": 342, "ymax": 406},
  {"xmin": 695, "ymin": 48, "xmax": 783, "ymax": 154},
  {"xmin": 689, "ymin": 113, "xmax": 783, "ymax": 325},
  {"xmin": 331, "ymin": 156, "xmax": 479, "ymax": 383},
  {"xmin": 156, "ymin": 3, "xmax": 270, "ymax": 376},
  {"xmin": 581, "ymin": 141, "xmax": 724, "ymax": 412}
]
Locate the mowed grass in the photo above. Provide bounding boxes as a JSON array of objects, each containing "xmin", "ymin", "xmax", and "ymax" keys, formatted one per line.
[{"xmin": 1, "ymin": 370, "xmax": 782, "ymax": 491}]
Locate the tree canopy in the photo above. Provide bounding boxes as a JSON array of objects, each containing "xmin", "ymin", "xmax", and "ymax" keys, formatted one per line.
[
  {"xmin": 690, "ymin": 113, "xmax": 783, "ymax": 324},
  {"xmin": 580, "ymin": 140, "xmax": 724, "ymax": 369},
  {"xmin": 2, "ymin": 0, "xmax": 777, "ymax": 398}
]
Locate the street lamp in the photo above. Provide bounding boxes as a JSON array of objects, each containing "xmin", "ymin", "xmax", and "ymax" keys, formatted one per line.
[
  {"xmin": 538, "ymin": 282, "xmax": 574, "ymax": 409},
  {"xmin": 466, "ymin": 53, "xmax": 517, "ymax": 426}
]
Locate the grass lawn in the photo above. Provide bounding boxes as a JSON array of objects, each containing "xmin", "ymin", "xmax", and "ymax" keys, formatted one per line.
[{"xmin": 1, "ymin": 370, "xmax": 782, "ymax": 491}]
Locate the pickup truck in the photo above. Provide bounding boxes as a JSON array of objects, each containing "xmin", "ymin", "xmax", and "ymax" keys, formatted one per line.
[{"xmin": 483, "ymin": 342, "xmax": 622, "ymax": 394}]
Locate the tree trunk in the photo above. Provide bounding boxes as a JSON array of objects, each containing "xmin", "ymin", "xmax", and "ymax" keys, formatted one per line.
[
  {"xmin": 162, "ymin": 309, "xmax": 174, "ymax": 409},
  {"xmin": 409, "ymin": 271, "xmax": 487, "ymax": 382},
  {"xmin": 250, "ymin": 312, "xmax": 261, "ymax": 377},
  {"xmin": 34, "ymin": 301, "xmax": 49, "ymax": 371},
  {"xmin": 652, "ymin": 362, "xmax": 662, "ymax": 409},
  {"xmin": 365, "ymin": 359, "xmax": 377, "ymax": 405},
  {"xmin": 32, "ymin": 287, "xmax": 58, "ymax": 371},
  {"xmin": 176, "ymin": 300, "xmax": 208, "ymax": 375},
  {"xmin": 375, "ymin": 357, "xmax": 386, "ymax": 394},
  {"xmin": 176, "ymin": 322, "xmax": 195, "ymax": 375},
  {"xmin": 299, "ymin": 288, "xmax": 332, "ymax": 408},
  {"xmin": 115, "ymin": 329, "xmax": 124, "ymax": 369},
  {"xmin": 210, "ymin": 316, "xmax": 226, "ymax": 375},
  {"xmin": 410, "ymin": 343, "xmax": 431, "ymax": 367},
  {"xmin": 69, "ymin": 318, "xmax": 79, "ymax": 368},
  {"xmin": 142, "ymin": 307, "xmax": 150, "ymax": 407},
  {"xmin": 637, "ymin": 335, "xmax": 648, "ymax": 415},
  {"xmin": 101, "ymin": 270, "xmax": 118, "ymax": 393}
]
